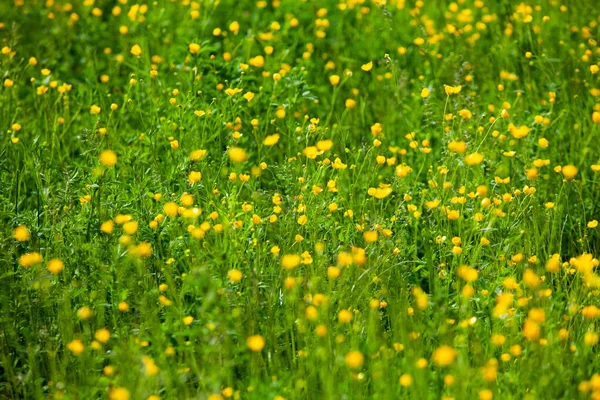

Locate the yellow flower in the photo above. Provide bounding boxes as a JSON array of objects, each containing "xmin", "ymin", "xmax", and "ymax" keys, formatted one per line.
[
  {"xmin": 432, "ymin": 345, "xmax": 457, "ymax": 366},
  {"xmin": 368, "ymin": 187, "xmax": 392, "ymax": 199},
  {"xmin": 344, "ymin": 350, "xmax": 364, "ymax": 369},
  {"xmin": 316, "ymin": 140, "xmax": 333, "ymax": 151},
  {"xmin": 448, "ymin": 141, "xmax": 467, "ymax": 153},
  {"xmin": 190, "ymin": 149, "xmax": 207, "ymax": 161},
  {"xmin": 133, "ymin": 242, "xmax": 153, "ymax": 257},
  {"xmin": 370, "ymin": 122, "xmax": 383, "ymax": 136},
  {"xmin": 281, "ymin": 254, "xmax": 301, "ymax": 269},
  {"xmin": 363, "ymin": 231, "xmax": 378, "ymax": 243},
  {"xmin": 329, "ymin": 75, "xmax": 340, "ymax": 86},
  {"xmin": 399, "ymin": 374, "xmax": 413, "ymax": 387},
  {"xmin": 47, "ymin": 258, "xmax": 64, "ymax": 274},
  {"xmin": 509, "ymin": 124, "xmax": 530, "ymax": 139},
  {"xmin": 188, "ymin": 43, "xmax": 200, "ymax": 54},
  {"xmin": 142, "ymin": 356, "xmax": 159, "ymax": 376},
  {"xmin": 163, "ymin": 202, "xmax": 178, "ymax": 217},
  {"xmin": 229, "ymin": 21, "xmax": 240, "ymax": 35},
  {"xmin": 420, "ymin": 87, "xmax": 430, "ymax": 98},
  {"xmin": 188, "ymin": 171, "xmax": 202, "ymax": 183},
  {"xmin": 561, "ymin": 165, "xmax": 578, "ymax": 179},
  {"xmin": 100, "ymin": 150, "xmax": 117, "ymax": 167},
  {"xmin": 338, "ymin": 309, "xmax": 353, "ymax": 324},
  {"xmin": 457, "ymin": 265, "xmax": 478, "ymax": 282},
  {"xmin": 249, "ymin": 55, "xmax": 265, "ymax": 67},
  {"xmin": 424, "ymin": 199, "xmax": 440, "ymax": 209},
  {"xmin": 77, "ymin": 306, "xmax": 93, "ymax": 320},
  {"xmin": 585, "ymin": 332, "xmax": 599, "ymax": 346},
  {"xmin": 464, "ymin": 152, "xmax": 484, "ymax": 166},
  {"xmin": 458, "ymin": 109, "xmax": 472, "ymax": 119},
  {"xmin": 19, "ymin": 252, "xmax": 43, "ymax": 268},
  {"xmin": 332, "ymin": 157, "xmax": 347, "ymax": 170},
  {"xmin": 183, "ymin": 316, "xmax": 194, "ymax": 325},
  {"xmin": 67, "ymin": 339, "xmax": 85, "ymax": 356},
  {"xmin": 227, "ymin": 269, "xmax": 243, "ymax": 282},
  {"xmin": 263, "ymin": 134, "xmax": 280, "ymax": 146},
  {"xmin": 123, "ymin": 221, "xmax": 138, "ymax": 235},
  {"xmin": 228, "ymin": 147, "xmax": 248, "ymax": 163},
  {"xmin": 94, "ymin": 328, "xmax": 111, "ymax": 343},
  {"xmin": 130, "ymin": 44, "xmax": 142, "ymax": 56},
  {"xmin": 13, "ymin": 225, "xmax": 30, "ymax": 241},
  {"xmin": 361, "ymin": 61, "xmax": 373, "ymax": 71},
  {"xmin": 303, "ymin": 146, "xmax": 321, "ymax": 159},
  {"xmin": 444, "ymin": 85, "xmax": 462, "ymax": 95},
  {"xmin": 588, "ymin": 220, "xmax": 598, "ymax": 228},
  {"xmin": 90, "ymin": 105, "xmax": 101, "ymax": 114},
  {"xmin": 447, "ymin": 210, "xmax": 460, "ymax": 220},
  {"xmin": 246, "ymin": 335, "xmax": 265, "ymax": 352}
]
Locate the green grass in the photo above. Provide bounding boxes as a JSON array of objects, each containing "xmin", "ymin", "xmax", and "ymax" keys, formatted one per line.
[{"xmin": 1, "ymin": 0, "xmax": 600, "ymax": 399}]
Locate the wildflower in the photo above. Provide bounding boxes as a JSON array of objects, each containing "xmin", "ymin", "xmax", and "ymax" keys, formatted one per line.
[
  {"xmin": 464, "ymin": 153, "xmax": 484, "ymax": 166},
  {"xmin": 188, "ymin": 171, "xmax": 202, "ymax": 183},
  {"xmin": 584, "ymin": 332, "xmax": 599, "ymax": 346},
  {"xmin": 338, "ymin": 309, "xmax": 353, "ymax": 324},
  {"xmin": 77, "ymin": 306, "xmax": 93, "ymax": 320},
  {"xmin": 345, "ymin": 350, "xmax": 364, "ymax": 369},
  {"xmin": 370, "ymin": 123, "xmax": 383, "ymax": 136},
  {"xmin": 247, "ymin": 335, "xmax": 265, "ymax": 352},
  {"xmin": 13, "ymin": 225, "xmax": 30, "ymax": 241},
  {"xmin": 448, "ymin": 141, "xmax": 467, "ymax": 153},
  {"xmin": 249, "ymin": 55, "xmax": 264, "ymax": 67},
  {"xmin": 316, "ymin": 140, "xmax": 333, "ymax": 151},
  {"xmin": 361, "ymin": 61, "xmax": 373, "ymax": 71},
  {"xmin": 123, "ymin": 221, "xmax": 138, "ymax": 235},
  {"xmin": 432, "ymin": 345, "xmax": 457, "ymax": 366},
  {"xmin": 303, "ymin": 146, "xmax": 321, "ymax": 159},
  {"xmin": 19, "ymin": 252, "xmax": 43, "ymax": 268},
  {"xmin": 447, "ymin": 210, "xmax": 460, "ymax": 220},
  {"xmin": 459, "ymin": 109, "xmax": 472, "ymax": 119},
  {"xmin": 281, "ymin": 254, "xmax": 301, "ymax": 269},
  {"xmin": 47, "ymin": 258, "xmax": 64, "ymax": 274},
  {"xmin": 263, "ymin": 134, "xmax": 280, "ymax": 146},
  {"xmin": 228, "ymin": 269, "xmax": 243, "ymax": 282},
  {"xmin": 457, "ymin": 265, "xmax": 478, "ymax": 282},
  {"xmin": 67, "ymin": 339, "xmax": 84, "ymax": 355},
  {"xmin": 142, "ymin": 356, "xmax": 159, "ymax": 376},
  {"xmin": 399, "ymin": 374, "xmax": 413, "ymax": 387},
  {"xmin": 94, "ymin": 328, "xmax": 110, "ymax": 343},
  {"xmin": 332, "ymin": 157, "xmax": 347, "ymax": 169},
  {"xmin": 100, "ymin": 150, "xmax": 117, "ymax": 167},
  {"xmin": 561, "ymin": 165, "xmax": 578, "ymax": 179},
  {"xmin": 130, "ymin": 44, "xmax": 142, "ymax": 56},
  {"xmin": 367, "ymin": 187, "xmax": 392, "ymax": 199},
  {"xmin": 444, "ymin": 85, "xmax": 462, "ymax": 95},
  {"xmin": 228, "ymin": 147, "xmax": 248, "ymax": 163},
  {"xmin": 190, "ymin": 149, "xmax": 207, "ymax": 161},
  {"xmin": 188, "ymin": 43, "xmax": 200, "ymax": 54}
]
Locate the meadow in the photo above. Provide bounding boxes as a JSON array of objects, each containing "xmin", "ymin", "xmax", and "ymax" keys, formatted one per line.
[{"xmin": 1, "ymin": 0, "xmax": 600, "ymax": 398}]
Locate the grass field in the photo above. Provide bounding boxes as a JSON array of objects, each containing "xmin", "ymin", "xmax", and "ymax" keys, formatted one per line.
[{"xmin": 1, "ymin": 0, "xmax": 600, "ymax": 399}]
